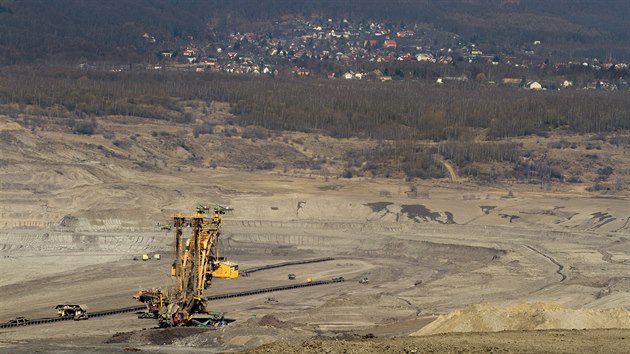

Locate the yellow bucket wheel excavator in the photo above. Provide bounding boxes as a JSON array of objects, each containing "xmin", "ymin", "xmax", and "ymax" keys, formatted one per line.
[{"xmin": 136, "ymin": 205, "xmax": 238, "ymax": 327}]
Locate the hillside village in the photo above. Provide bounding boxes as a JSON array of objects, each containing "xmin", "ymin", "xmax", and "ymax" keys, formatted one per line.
[{"xmin": 115, "ymin": 17, "xmax": 630, "ymax": 91}]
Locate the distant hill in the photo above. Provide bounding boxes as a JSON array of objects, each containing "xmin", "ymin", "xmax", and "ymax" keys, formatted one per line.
[
  {"xmin": 0, "ymin": 0, "xmax": 216, "ymax": 65},
  {"xmin": 0, "ymin": 0, "xmax": 629, "ymax": 65}
]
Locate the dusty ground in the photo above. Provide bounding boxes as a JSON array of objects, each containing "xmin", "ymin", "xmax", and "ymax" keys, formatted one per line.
[
  {"xmin": 240, "ymin": 329, "xmax": 630, "ymax": 354},
  {"xmin": 1, "ymin": 113, "xmax": 630, "ymax": 353}
]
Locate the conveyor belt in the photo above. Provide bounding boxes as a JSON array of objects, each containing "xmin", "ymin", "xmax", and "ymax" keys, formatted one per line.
[
  {"xmin": 240, "ymin": 257, "xmax": 335, "ymax": 276},
  {"xmin": 0, "ymin": 277, "xmax": 344, "ymax": 329},
  {"xmin": 206, "ymin": 277, "xmax": 344, "ymax": 300}
]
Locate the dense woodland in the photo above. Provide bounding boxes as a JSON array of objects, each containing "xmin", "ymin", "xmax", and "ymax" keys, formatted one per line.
[{"xmin": 2, "ymin": 68, "xmax": 628, "ymax": 139}]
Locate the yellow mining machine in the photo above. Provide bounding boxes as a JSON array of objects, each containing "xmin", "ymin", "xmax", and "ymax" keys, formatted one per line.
[
  {"xmin": 133, "ymin": 289, "xmax": 165, "ymax": 319},
  {"xmin": 136, "ymin": 205, "xmax": 238, "ymax": 327},
  {"xmin": 55, "ymin": 304, "xmax": 89, "ymax": 320},
  {"xmin": 171, "ymin": 205, "xmax": 239, "ymax": 284}
]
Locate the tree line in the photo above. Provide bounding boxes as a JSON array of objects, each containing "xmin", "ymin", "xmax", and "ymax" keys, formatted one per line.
[
  {"xmin": 1, "ymin": 67, "xmax": 628, "ymax": 181},
  {"xmin": 1, "ymin": 67, "xmax": 629, "ymax": 140}
]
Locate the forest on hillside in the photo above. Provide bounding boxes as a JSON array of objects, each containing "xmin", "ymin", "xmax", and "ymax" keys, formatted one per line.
[
  {"xmin": 1, "ymin": 1, "xmax": 629, "ymax": 183},
  {"xmin": 1, "ymin": 68, "xmax": 628, "ymax": 140},
  {"xmin": 1, "ymin": 0, "xmax": 630, "ymax": 64}
]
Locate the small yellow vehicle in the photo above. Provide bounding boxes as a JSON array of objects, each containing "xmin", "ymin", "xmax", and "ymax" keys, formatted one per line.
[{"xmin": 55, "ymin": 304, "xmax": 89, "ymax": 320}]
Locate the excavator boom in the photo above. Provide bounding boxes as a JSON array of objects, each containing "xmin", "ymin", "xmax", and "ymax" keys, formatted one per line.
[{"xmin": 146, "ymin": 206, "xmax": 237, "ymax": 327}]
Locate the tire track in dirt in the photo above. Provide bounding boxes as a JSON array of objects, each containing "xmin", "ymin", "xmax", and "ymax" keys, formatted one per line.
[
  {"xmin": 600, "ymin": 249, "xmax": 613, "ymax": 263},
  {"xmin": 598, "ymin": 248, "xmax": 629, "ymax": 264},
  {"xmin": 524, "ymin": 245, "xmax": 566, "ymax": 282},
  {"xmin": 435, "ymin": 155, "xmax": 459, "ymax": 182}
]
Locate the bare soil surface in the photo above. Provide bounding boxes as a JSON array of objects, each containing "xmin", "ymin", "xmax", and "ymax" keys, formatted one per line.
[
  {"xmin": 1, "ymin": 114, "xmax": 629, "ymax": 353},
  {"xmin": 239, "ymin": 329, "xmax": 630, "ymax": 354}
]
